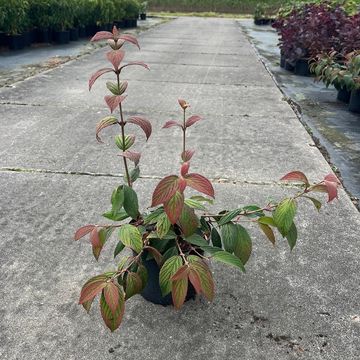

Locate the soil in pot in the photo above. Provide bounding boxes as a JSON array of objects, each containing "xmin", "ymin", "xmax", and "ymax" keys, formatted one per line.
[
  {"xmin": 337, "ymin": 88, "xmax": 351, "ymax": 104},
  {"xmin": 53, "ymin": 30, "xmax": 70, "ymax": 44},
  {"xmin": 7, "ymin": 34, "xmax": 25, "ymax": 50},
  {"xmin": 70, "ymin": 28, "xmax": 79, "ymax": 41},
  {"xmin": 348, "ymin": 89, "xmax": 360, "ymax": 114},
  {"xmin": 294, "ymin": 59, "xmax": 311, "ymax": 76},
  {"xmin": 140, "ymin": 256, "xmax": 196, "ymax": 306}
]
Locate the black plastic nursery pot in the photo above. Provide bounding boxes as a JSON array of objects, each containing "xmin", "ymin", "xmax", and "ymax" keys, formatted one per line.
[
  {"xmin": 140, "ymin": 256, "xmax": 196, "ymax": 306},
  {"xmin": 337, "ymin": 88, "xmax": 351, "ymax": 104},
  {"xmin": 85, "ymin": 24, "xmax": 99, "ymax": 37},
  {"xmin": 36, "ymin": 28, "xmax": 52, "ymax": 43},
  {"xmin": 78, "ymin": 26, "xmax": 86, "ymax": 38},
  {"xmin": 140, "ymin": 13, "xmax": 147, "ymax": 20},
  {"xmin": 254, "ymin": 18, "xmax": 271, "ymax": 25},
  {"xmin": 124, "ymin": 18, "xmax": 137, "ymax": 28},
  {"xmin": 53, "ymin": 30, "xmax": 70, "ymax": 44},
  {"xmin": 69, "ymin": 28, "xmax": 79, "ymax": 41},
  {"xmin": 0, "ymin": 32, "xmax": 7, "ymax": 47},
  {"xmin": 294, "ymin": 59, "xmax": 311, "ymax": 76},
  {"xmin": 284, "ymin": 60, "xmax": 295, "ymax": 72},
  {"xmin": 280, "ymin": 53, "xmax": 286, "ymax": 68},
  {"xmin": 7, "ymin": 34, "xmax": 25, "ymax": 50},
  {"xmin": 115, "ymin": 20, "xmax": 125, "ymax": 29},
  {"xmin": 348, "ymin": 89, "xmax": 360, "ymax": 114}
]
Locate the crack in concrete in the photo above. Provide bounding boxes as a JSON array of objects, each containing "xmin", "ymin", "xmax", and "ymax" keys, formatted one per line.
[{"xmin": 0, "ymin": 166, "xmax": 302, "ymax": 188}]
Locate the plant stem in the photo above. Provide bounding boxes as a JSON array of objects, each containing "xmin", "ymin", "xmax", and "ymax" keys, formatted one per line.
[
  {"xmin": 116, "ymin": 73, "xmax": 132, "ymax": 187},
  {"xmin": 176, "ymin": 237, "xmax": 189, "ymax": 265},
  {"xmin": 182, "ymin": 108, "xmax": 186, "ymax": 157}
]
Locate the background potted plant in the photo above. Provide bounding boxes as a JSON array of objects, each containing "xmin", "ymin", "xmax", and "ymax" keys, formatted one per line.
[
  {"xmin": 139, "ymin": 1, "xmax": 148, "ymax": 20},
  {"xmin": 28, "ymin": 0, "xmax": 53, "ymax": 43},
  {"xmin": 74, "ymin": 27, "xmax": 340, "ymax": 332},
  {"xmin": 1, "ymin": 0, "xmax": 29, "ymax": 50},
  {"xmin": 123, "ymin": 0, "xmax": 140, "ymax": 28},
  {"xmin": 95, "ymin": 0, "xmax": 116, "ymax": 31},
  {"xmin": 51, "ymin": 0, "xmax": 74, "ymax": 44}
]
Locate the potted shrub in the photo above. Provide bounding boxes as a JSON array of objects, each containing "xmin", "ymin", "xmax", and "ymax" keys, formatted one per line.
[
  {"xmin": 50, "ymin": 0, "xmax": 74, "ymax": 44},
  {"xmin": 1, "ymin": 0, "xmax": 29, "ymax": 50},
  {"xmin": 253, "ymin": 3, "xmax": 273, "ymax": 25},
  {"xmin": 28, "ymin": 0, "xmax": 53, "ymax": 43},
  {"xmin": 123, "ymin": 0, "xmax": 140, "ymax": 28},
  {"xmin": 345, "ymin": 52, "xmax": 360, "ymax": 113},
  {"xmin": 139, "ymin": 1, "xmax": 148, "ymax": 20},
  {"xmin": 95, "ymin": 0, "xmax": 116, "ymax": 31},
  {"xmin": 0, "ymin": 1, "xmax": 7, "ymax": 47},
  {"xmin": 112, "ymin": 0, "xmax": 126, "ymax": 29},
  {"xmin": 74, "ymin": 27, "xmax": 340, "ymax": 332}
]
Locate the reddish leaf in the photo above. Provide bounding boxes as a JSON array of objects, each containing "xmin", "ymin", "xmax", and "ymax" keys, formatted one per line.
[
  {"xmin": 104, "ymin": 282, "xmax": 120, "ymax": 314},
  {"xmin": 188, "ymin": 267, "xmax": 202, "ymax": 294},
  {"xmin": 120, "ymin": 61, "xmax": 150, "ymax": 72},
  {"xmin": 311, "ymin": 184, "xmax": 328, "ymax": 193},
  {"xmin": 185, "ymin": 173, "xmax": 215, "ymax": 198},
  {"xmin": 181, "ymin": 162, "xmax": 190, "ymax": 176},
  {"xmin": 324, "ymin": 180, "xmax": 339, "ymax": 202},
  {"xmin": 172, "ymin": 277, "xmax": 188, "ymax": 310},
  {"xmin": 89, "ymin": 68, "xmax": 114, "ymax": 90},
  {"xmin": 162, "ymin": 120, "xmax": 182, "ymax": 129},
  {"xmin": 91, "ymin": 31, "xmax": 113, "ymax": 42},
  {"xmin": 106, "ymin": 50, "xmax": 125, "ymax": 70},
  {"xmin": 177, "ymin": 205, "xmax": 199, "ymax": 237},
  {"xmin": 96, "ymin": 116, "xmax": 118, "ymax": 142},
  {"xmin": 178, "ymin": 99, "xmax": 189, "ymax": 109},
  {"xmin": 112, "ymin": 26, "xmax": 119, "ymax": 37},
  {"xmin": 178, "ymin": 177, "xmax": 187, "ymax": 192},
  {"xmin": 79, "ymin": 275, "xmax": 108, "ymax": 304},
  {"xmin": 258, "ymin": 223, "xmax": 275, "ymax": 245},
  {"xmin": 104, "ymin": 95, "xmax": 127, "ymax": 113},
  {"xmin": 74, "ymin": 225, "xmax": 95, "ymax": 240},
  {"xmin": 100, "ymin": 289, "xmax": 125, "ymax": 332},
  {"xmin": 171, "ymin": 265, "xmax": 189, "ymax": 281},
  {"xmin": 188, "ymin": 258, "xmax": 214, "ymax": 301},
  {"xmin": 324, "ymin": 173, "xmax": 341, "ymax": 184},
  {"xmin": 164, "ymin": 191, "xmax": 184, "ymax": 224},
  {"xmin": 125, "ymin": 272, "xmax": 143, "ymax": 299},
  {"xmin": 280, "ymin": 171, "xmax": 309, "ymax": 186},
  {"xmin": 144, "ymin": 246, "xmax": 163, "ymax": 266},
  {"xmin": 185, "ymin": 115, "xmax": 202, "ymax": 128},
  {"xmin": 119, "ymin": 34, "xmax": 140, "ymax": 49},
  {"xmin": 181, "ymin": 149, "xmax": 195, "ymax": 162},
  {"xmin": 127, "ymin": 116, "xmax": 152, "ymax": 140},
  {"xmin": 81, "ymin": 298, "xmax": 94, "ymax": 313},
  {"xmin": 119, "ymin": 151, "xmax": 141, "ymax": 166},
  {"xmin": 151, "ymin": 175, "xmax": 179, "ymax": 207}
]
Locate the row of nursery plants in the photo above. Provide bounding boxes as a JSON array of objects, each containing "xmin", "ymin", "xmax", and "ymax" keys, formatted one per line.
[
  {"xmin": 272, "ymin": 1, "xmax": 360, "ymax": 113},
  {"xmin": 73, "ymin": 27, "xmax": 340, "ymax": 332},
  {"xmin": 0, "ymin": 0, "xmax": 148, "ymax": 50}
]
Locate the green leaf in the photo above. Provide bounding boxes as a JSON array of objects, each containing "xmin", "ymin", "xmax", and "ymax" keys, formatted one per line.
[
  {"xmin": 189, "ymin": 195, "xmax": 214, "ymax": 204},
  {"xmin": 156, "ymin": 213, "xmax": 171, "ymax": 239},
  {"xmin": 172, "ymin": 277, "xmax": 188, "ymax": 310},
  {"xmin": 129, "ymin": 166, "xmax": 140, "ymax": 183},
  {"xmin": 162, "ymin": 246, "xmax": 179, "ymax": 262},
  {"xmin": 220, "ymin": 222, "xmax": 238, "ymax": 253},
  {"xmin": 144, "ymin": 207, "xmax": 164, "ymax": 225},
  {"xmin": 273, "ymin": 198, "xmax": 297, "ymax": 236},
  {"xmin": 184, "ymin": 198, "xmax": 206, "ymax": 210},
  {"xmin": 114, "ymin": 241, "xmax": 125, "ymax": 258},
  {"xmin": 136, "ymin": 265, "xmax": 148, "ymax": 292},
  {"xmin": 218, "ymin": 209, "xmax": 242, "ymax": 226},
  {"xmin": 200, "ymin": 217, "xmax": 211, "ymax": 233},
  {"xmin": 233, "ymin": 225, "xmax": 252, "ymax": 265},
  {"xmin": 111, "ymin": 186, "xmax": 124, "ymax": 213},
  {"xmin": 178, "ymin": 204, "xmax": 200, "ymax": 237},
  {"xmin": 185, "ymin": 234, "xmax": 209, "ymax": 247},
  {"xmin": 211, "ymin": 227, "xmax": 222, "ymax": 248},
  {"xmin": 102, "ymin": 209, "xmax": 129, "ymax": 221},
  {"xmin": 258, "ymin": 223, "xmax": 275, "ymax": 245},
  {"xmin": 118, "ymin": 224, "xmax": 143, "ymax": 253},
  {"xmin": 125, "ymin": 272, "xmax": 143, "ymax": 299},
  {"xmin": 242, "ymin": 205, "xmax": 265, "ymax": 218},
  {"xmin": 286, "ymin": 222, "xmax": 298, "ymax": 251},
  {"xmin": 100, "ymin": 288, "xmax": 125, "ymax": 332},
  {"xmin": 303, "ymin": 196, "xmax": 322, "ymax": 212},
  {"xmin": 159, "ymin": 255, "xmax": 183, "ymax": 296},
  {"xmin": 123, "ymin": 185, "xmax": 139, "ymax": 219},
  {"xmin": 212, "ymin": 250, "xmax": 246, "ymax": 272},
  {"xmin": 258, "ymin": 216, "xmax": 276, "ymax": 226}
]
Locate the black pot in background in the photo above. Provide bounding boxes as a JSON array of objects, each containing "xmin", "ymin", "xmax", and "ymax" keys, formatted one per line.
[
  {"xmin": 348, "ymin": 89, "xmax": 360, "ymax": 113},
  {"xmin": 69, "ymin": 28, "xmax": 79, "ymax": 41},
  {"xmin": 78, "ymin": 26, "xmax": 86, "ymax": 38},
  {"xmin": 0, "ymin": 31, "xmax": 7, "ymax": 47},
  {"xmin": 294, "ymin": 59, "xmax": 311, "ymax": 76},
  {"xmin": 280, "ymin": 53, "xmax": 285, "ymax": 68},
  {"xmin": 140, "ymin": 257, "xmax": 196, "ymax": 306},
  {"xmin": 140, "ymin": 13, "xmax": 147, "ymax": 20},
  {"xmin": 115, "ymin": 20, "xmax": 125, "ymax": 29},
  {"xmin": 23, "ymin": 31, "xmax": 32, "ymax": 47},
  {"xmin": 284, "ymin": 60, "xmax": 295, "ymax": 72},
  {"xmin": 53, "ymin": 30, "xmax": 70, "ymax": 44},
  {"xmin": 337, "ymin": 88, "xmax": 351, "ymax": 104},
  {"xmin": 124, "ymin": 19, "xmax": 132, "ymax": 28},
  {"xmin": 36, "ymin": 28, "xmax": 52, "ymax": 43},
  {"xmin": 7, "ymin": 34, "xmax": 25, "ymax": 50},
  {"xmin": 254, "ymin": 18, "xmax": 271, "ymax": 25},
  {"xmin": 85, "ymin": 24, "xmax": 99, "ymax": 37}
]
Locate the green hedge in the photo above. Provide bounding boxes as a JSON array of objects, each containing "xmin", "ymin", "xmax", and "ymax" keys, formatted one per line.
[{"xmin": 0, "ymin": 0, "xmax": 140, "ymax": 34}]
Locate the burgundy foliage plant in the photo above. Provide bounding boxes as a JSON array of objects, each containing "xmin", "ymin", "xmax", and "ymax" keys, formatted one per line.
[{"xmin": 74, "ymin": 27, "xmax": 340, "ymax": 332}]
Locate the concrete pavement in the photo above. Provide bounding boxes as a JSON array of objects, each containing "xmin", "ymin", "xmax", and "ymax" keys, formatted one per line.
[{"xmin": 0, "ymin": 17, "xmax": 359, "ymax": 359}]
